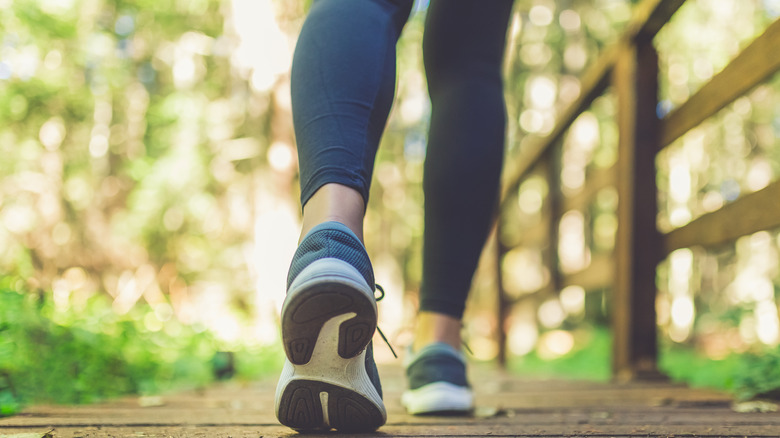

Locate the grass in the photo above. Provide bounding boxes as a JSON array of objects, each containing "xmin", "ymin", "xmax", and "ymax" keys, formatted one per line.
[
  {"xmin": 507, "ymin": 326, "xmax": 780, "ymax": 402},
  {"xmin": 508, "ymin": 327, "xmax": 612, "ymax": 382},
  {"xmin": 5, "ymin": 272, "xmax": 780, "ymax": 417},
  {"xmin": 658, "ymin": 346, "xmax": 741, "ymax": 392},
  {"xmin": 0, "ymin": 278, "xmax": 284, "ymax": 417}
]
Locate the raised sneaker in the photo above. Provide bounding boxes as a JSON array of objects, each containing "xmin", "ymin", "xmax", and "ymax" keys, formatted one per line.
[{"xmin": 274, "ymin": 221, "xmax": 385, "ymax": 432}]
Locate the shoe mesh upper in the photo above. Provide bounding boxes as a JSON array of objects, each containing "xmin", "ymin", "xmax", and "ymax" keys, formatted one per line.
[
  {"xmin": 284, "ymin": 221, "xmax": 382, "ymax": 398},
  {"xmin": 364, "ymin": 341, "xmax": 382, "ymax": 398},
  {"xmin": 405, "ymin": 343, "xmax": 469, "ymax": 390},
  {"xmin": 287, "ymin": 221, "xmax": 374, "ymax": 289}
]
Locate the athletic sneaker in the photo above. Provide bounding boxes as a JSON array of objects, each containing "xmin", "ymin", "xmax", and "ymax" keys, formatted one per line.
[
  {"xmin": 274, "ymin": 221, "xmax": 386, "ymax": 432},
  {"xmin": 401, "ymin": 342, "xmax": 474, "ymax": 415}
]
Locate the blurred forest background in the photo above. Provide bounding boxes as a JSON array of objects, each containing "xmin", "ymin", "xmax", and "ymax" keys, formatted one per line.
[{"xmin": 1, "ymin": 0, "xmax": 780, "ymax": 415}]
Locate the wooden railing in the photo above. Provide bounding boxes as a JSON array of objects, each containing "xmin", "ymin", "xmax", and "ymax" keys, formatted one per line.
[{"xmin": 496, "ymin": 0, "xmax": 780, "ymax": 379}]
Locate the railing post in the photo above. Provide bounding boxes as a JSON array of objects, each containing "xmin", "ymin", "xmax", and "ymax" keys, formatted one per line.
[
  {"xmin": 612, "ymin": 39, "xmax": 663, "ymax": 381},
  {"xmin": 546, "ymin": 153, "xmax": 563, "ymax": 309},
  {"xmin": 496, "ymin": 225, "xmax": 509, "ymax": 367}
]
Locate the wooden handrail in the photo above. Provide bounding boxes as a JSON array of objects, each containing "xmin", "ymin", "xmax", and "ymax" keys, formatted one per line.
[
  {"xmin": 495, "ymin": 0, "xmax": 780, "ymax": 378},
  {"xmin": 562, "ymin": 254, "xmax": 614, "ymax": 291},
  {"xmin": 660, "ymin": 18, "xmax": 780, "ymax": 148},
  {"xmin": 509, "ymin": 220, "xmax": 549, "ymax": 248},
  {"xmin": 502, "ymin": 254, "xmax": 614, "ymax": 305},
  {"xmin": 663, "ymin": 180, "xmax": 780, "ymax": 254},
  {"xmin": 499, "ymin": 0, "xmax": 688, "ymax": 206},
  {"xmin": 499, "ymin": 47, "xmax": 613, "ymax": 207},
  {"xmin": 561, "ymin": 166, "xmax": 617, "ymax": 213},
  {"xmin": 628, "ymin": 0, "xmax": 687, "ymax": 42}
]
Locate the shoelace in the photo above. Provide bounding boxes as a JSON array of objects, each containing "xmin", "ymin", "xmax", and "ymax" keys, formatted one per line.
[
  {"xmin": 374, "ymin": 284, "xmax": 473, "ymax": 358},
  {"xmin": 461, "ymin": 339, "xmax": 474, "ymax": 356},
  {"xmin": 373, "ymin": 284, "xmax": 397, "ymax": 359}
]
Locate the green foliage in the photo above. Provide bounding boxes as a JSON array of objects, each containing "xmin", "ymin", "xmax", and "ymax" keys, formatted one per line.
[
  {"xmin": 659, "ymin": 344, "xmax": 780, "ymax": 401},
  {"xmin": 659, "ymin": 345, "xmax": 740, "ymax": 392},
  {"xmin": 0, "ymin": 278, "xmax": 282, "ymax": 417},
  {"xmin": 733, "ymin": 348, "xmax": 780, "ymax": 401},
  {"xmin": 510, "ymin": 329, "xmax": 780, "ymax": 402},
  {"xmin": 233, "ymin": 346, "xmax": 285, "ymax": 382},
  {"xmin": 509, "ymin": 327, "xmax": 612, "ymax": 382},
  {"xmin": 0, "ymin": 374, "xmax": 20, "ymax": 417},
  {"xmin": 0, "ymin": 0, "xmax": 262, "ymax": 306}
]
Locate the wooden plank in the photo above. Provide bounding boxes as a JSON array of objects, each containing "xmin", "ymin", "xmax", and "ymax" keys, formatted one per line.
[
  {"xmin": 510, "ymin": 219, "xmax": 549, "ymax": 248},
  {"xmin": 562, "ymin": 254, "xmax": 614, "ymax": 291},
  {"xmin": 546, "ymin": 147, "xmax": 564, "ymax": 304},
  {"xmin": 663, "ymin": 179, "xmax": 780, "ymax": 254},
  {"xmin": 561, "ymin": 166, "xmax": 617, "ymax": 213},
  {"xmin": 498, "ymin": 0, "xmax": 688, "ymax": 207},
  {"xmin": 496, "ymin": 232, "xmax": 510, "ymax": 366},
  {"xmin": 660, "ymin": 18, "xmax": 780, "ymax": 148},
  {"xmin": 499, "ymin": 46, "xmax": 616, "ymax": 207},
  {"xmin": 506, "ymin": 255, "xmax": 613, "ymax": 304},
  {"xmin": 612, "ymin": 42, "xmax": 663, "ymax": 381},
  {"xmin": 6, "ymin": 365, "xmax": 780, "ymax": 438},
  {"xmin": 507, "ymin": 284, "xmax": 556, "ymax": 305},
  {"xmin": 627, "ymin": 0, "xmax": 687, "ymax": 42}
]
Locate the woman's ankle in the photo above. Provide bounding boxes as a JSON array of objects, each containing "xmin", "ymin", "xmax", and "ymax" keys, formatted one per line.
[
  {"xmin": 300, "ymin": 183, "xmax": 365, "ymax": 243},
  {"xmin": 412, "ymin": 311, "xmax": 462, "ymax": 352}
]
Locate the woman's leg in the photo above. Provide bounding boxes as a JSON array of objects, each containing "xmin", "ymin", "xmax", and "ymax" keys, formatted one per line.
[
  {"xmin": 292, "ymin": 0, "xmax": 413, "ymax": 241},
  {"xmin": 415, "ymin": 0, "xmax": 514, "ymax": 350},
  {"xmin": 402, "ymin": 0, "xmax": 513, "ymax": 416},
  {"xmin": 277, "ymin": 0, "xmax": 413, "ymax": 432}
]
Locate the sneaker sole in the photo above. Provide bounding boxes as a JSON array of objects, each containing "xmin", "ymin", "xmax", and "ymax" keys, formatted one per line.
[
  {"xmin": 281, "ymin": 258, "xmax": 377, "ymax": 365},
  {"xmin": 401, "ymin": 381, "xmax": 474, "ymax": 415},
  {"xmin": 275, "ymin": 258, "xmax": 385, "ymax": 431}
]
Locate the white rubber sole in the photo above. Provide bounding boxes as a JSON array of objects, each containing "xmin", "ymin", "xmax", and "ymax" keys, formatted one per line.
[
  {"xmin": 275, "ymin": 258, "xmax": 385, "ymax": 432},
  {"xmin": 401, "ymin": 381, "xmax": 474, "ymax": 415}
]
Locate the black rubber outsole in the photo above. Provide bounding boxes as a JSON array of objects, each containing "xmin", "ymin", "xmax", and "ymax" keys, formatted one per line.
[
  {"xmin": 277, "ymin": 379, "xmax": 384, "ymax": 432},
  {"xmin": 281, "ymin": 281, "xmax": 376, "ymax": 365}
]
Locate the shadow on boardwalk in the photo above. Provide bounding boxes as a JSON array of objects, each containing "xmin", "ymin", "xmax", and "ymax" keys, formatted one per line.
[{"xmin": 1, "ymin": 364, "xmax": 779, "ymax": 437}]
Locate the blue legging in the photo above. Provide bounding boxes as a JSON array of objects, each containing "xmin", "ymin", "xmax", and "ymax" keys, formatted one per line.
[{"xmin": 292, "ymin": 0, "xmax": 513, "ymax": 319}]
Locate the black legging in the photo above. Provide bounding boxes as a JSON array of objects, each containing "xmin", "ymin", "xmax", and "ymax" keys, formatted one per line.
[{"xmin": 291, "ymin": 0, "xmax": 513, "ymax": 319}]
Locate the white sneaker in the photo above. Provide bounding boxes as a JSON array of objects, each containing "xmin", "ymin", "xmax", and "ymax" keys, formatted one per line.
[
  {"xmin": 274, "ymin": 222, "xmax": 386, "ymax": 432},
  {"xmin": 401, "ymin": 342, "xmax": 473, "ymax": 415}
]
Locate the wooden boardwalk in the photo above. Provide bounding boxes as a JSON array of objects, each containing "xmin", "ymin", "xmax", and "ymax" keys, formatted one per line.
[{"xmin": 2, "ymin": 364, "xmax": 779, "ymax": 437}]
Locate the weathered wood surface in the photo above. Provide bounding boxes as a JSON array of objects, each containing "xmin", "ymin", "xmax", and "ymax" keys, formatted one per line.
[
  {"xmin": 498, "ymin": 0, "xmax": 690, "ymax": 207},
  {"xmin": 627, "ymin": 0, "xmax": 686, "ymax": 42},
  {"xmin": 560, "ymin": 166, "xmax": 615, "ymax": 214},
  {"xmin": 612, "ymin": 41, "xmax": 662, "ymax": 380},
  {"xmin": 562, "ymin": 254, "xmax": 614, "ymax": 291},
  {"xmin": 663, "ymin": 179, "xmax": 780, "ymax": 255},
  {"xmin": 499, "ymin": 43, "xmax": 613, "ymax": 207},
  {"xmin": 660, "ymin": 17, "xmax": 780, "ymax": 149},
  {"xmin": 2, "ymin": 364, "xmax": 779, "ymax": 437}
]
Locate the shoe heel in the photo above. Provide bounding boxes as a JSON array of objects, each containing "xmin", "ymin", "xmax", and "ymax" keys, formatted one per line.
[
  {"xmin": 282, "ymin": 258, "xmax": 377, "ymax": 365},
  {"xmin": 278, "ymin": 379, "xmax": 385, "ymax": 432}
]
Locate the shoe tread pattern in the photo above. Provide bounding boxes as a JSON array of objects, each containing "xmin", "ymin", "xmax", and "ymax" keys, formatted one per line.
[
  {"xmin": 277, "ymin": 380, "xmax": 384, "ymax": 432},
  {"xmin": 282, "ymin": 282, "xmax": 376, "ymax": 365}
]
